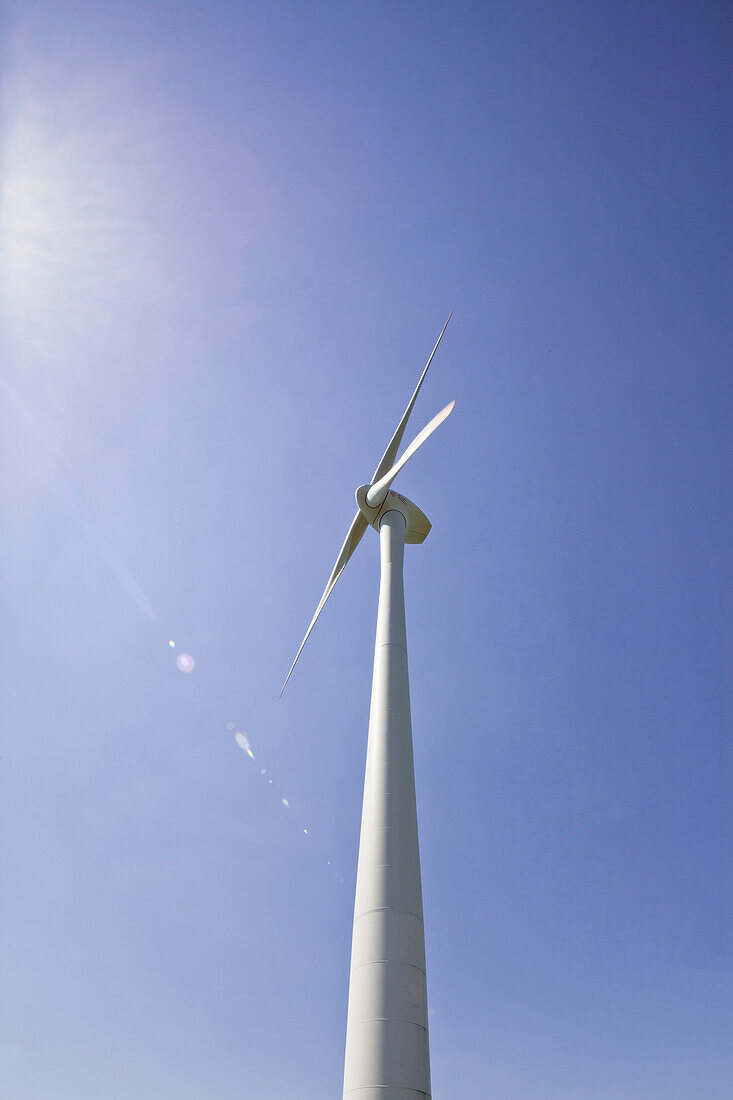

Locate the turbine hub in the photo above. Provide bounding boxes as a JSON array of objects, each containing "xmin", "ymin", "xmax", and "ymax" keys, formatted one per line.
[{"xmin": 355, "ymin": 484, "xmax": 431, "ymax": 544}]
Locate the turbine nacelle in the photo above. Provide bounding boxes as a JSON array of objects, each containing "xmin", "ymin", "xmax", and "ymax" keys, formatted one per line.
[{"xmin": 355, "ymin": 484, "xmax": 431, "ymax": 544}]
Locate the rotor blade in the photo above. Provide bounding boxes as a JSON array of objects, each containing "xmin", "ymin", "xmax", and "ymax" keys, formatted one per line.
[
  {"xmin": 366, "ymin": 400, "xmax": 455, "ymax": 509},
  {"xmin": 279, "ymin": 510, "xmax": 368, "ymax": 697},
  {"xmin": 370, "ymin": 312, "xmax": 453, "ymax": 485}
]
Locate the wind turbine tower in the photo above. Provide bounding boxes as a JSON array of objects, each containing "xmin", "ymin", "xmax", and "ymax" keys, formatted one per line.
[{"xmin": 282, "ymin": 317, "xmax": 454, "ymax": 1100}]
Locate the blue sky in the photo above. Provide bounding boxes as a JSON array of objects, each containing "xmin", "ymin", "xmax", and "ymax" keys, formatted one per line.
[{"xmin": 1, "ymin": 2, "xmax": 730, "ymax": 1097}]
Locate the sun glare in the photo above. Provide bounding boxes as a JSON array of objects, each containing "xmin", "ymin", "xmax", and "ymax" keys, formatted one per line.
[{"xmin": 0, "ymin": 37, "xmax": 167, "ymax": 364}]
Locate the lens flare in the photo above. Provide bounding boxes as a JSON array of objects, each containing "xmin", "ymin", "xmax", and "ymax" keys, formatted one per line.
[
  {"xmin": 281, "ymin": 798, "xmax": 290, "ymax": 809},
  {"xmin": 234, "ymin": 732, "xmax": 255, "ymax": 760},
  {"xmin": 176, "ymin": 653, "xmax": 194, "ymax": 673}
]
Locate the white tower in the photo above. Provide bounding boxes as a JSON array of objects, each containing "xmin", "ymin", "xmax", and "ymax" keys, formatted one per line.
[{"xmin": 343, "ymin": 504, "xmax": 431, "ymax": 1097}]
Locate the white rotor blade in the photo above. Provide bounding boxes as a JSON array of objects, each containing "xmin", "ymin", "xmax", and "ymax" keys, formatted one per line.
[
  {"xmin": 366, "ymin": 400, "xmax": 455, "ymax": 509},
  {"xmin": 370, "ymin": 312, "xmax": 453, "ymax": 485},
  {"xmin": 280, "ymin": 510, "xmax": 368, "ymax": 696}
]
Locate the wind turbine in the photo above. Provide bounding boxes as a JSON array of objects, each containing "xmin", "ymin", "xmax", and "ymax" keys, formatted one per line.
[{"xmin": 282, "ymin": 315, "xmax": 454, "ymax": 1100}]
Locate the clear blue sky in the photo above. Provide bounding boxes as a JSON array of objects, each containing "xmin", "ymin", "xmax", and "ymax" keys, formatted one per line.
[{"xmin": 1, "ymin": 2, "xmax": 730, "ymax": 1097}]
